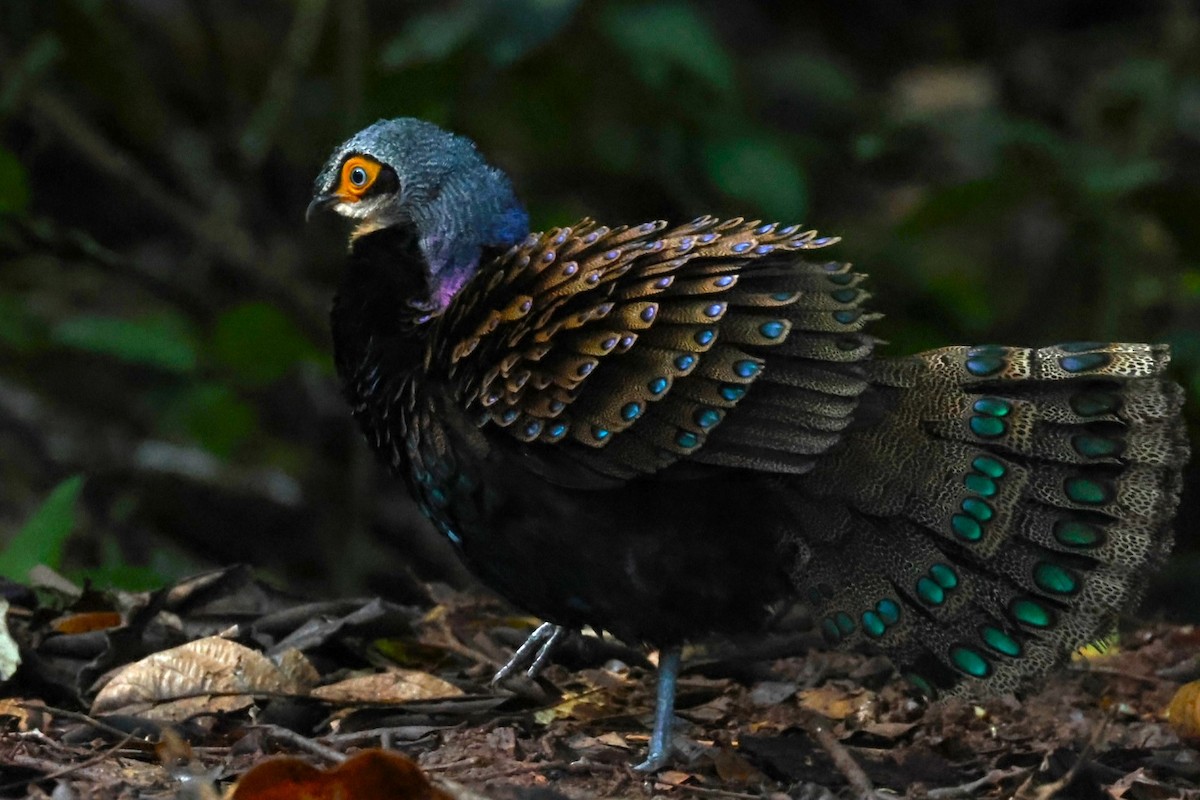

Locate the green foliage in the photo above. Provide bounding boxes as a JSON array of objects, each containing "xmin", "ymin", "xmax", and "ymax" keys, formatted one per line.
[
  {"xmin": 381, "ymin": 0, "xmax": 580, "ymax": 69},
  {"xmin": 0, "ymin": 1, "xmax": 1195, "ymax": 604},
  {"xmin": 601, "ymin": 2, "xmax": 734, "ymax": 96},
  {"xmin": 52, "ymin": 315, "xmax": 198, "ymax": 374},
  {"xmin": 210, "ymin": 302, "xmax": 321, "ymax": 386},
  {"xmin": 0, "ymin": 476, "xmax": 84, "ymax": 581},
  {"xmin": 160, "ymin": 383, "xmax": 257, "ymax": 458},
  {"xmin": 0, "ymin": 147, "xmax": 28, "ymax": 214},
  {"xmin": 704, "ymin": 136, "xmax": 807, "ymax": 221},
  {"xmin": 0, "ymin": 292, "xmax": 39, "ymax": 351}
]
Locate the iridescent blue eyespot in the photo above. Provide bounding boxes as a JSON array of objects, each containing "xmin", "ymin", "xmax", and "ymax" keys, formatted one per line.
[
  {"xmin": 694, "ymin": 329, "xmax": 715, "ymax": 345},
  {"xmin": 676, "ymin": 430, "xmax": 699, "ymax": 448},
  {"xmin": 714, "ymin": 275, "xmax": 734, "ymax": 287},
  {"xmin": 548, "ymin": 422, "xmax": 568, "ymax": 438},
  {"xmin": 640, "ymin": 306, "xmax": 657, "ymax": 322},
  {"xmin": 719, "ymin": 384, "xmax": 746, "ymax": 402},
  {"xmin": 577, "ymin": 362, "xmax": 594, "ymax": 377},
  {"xmin": 523, "ymin": 420, "xmax": 542, "ymax": 437},
  {"xmin": 759, "ymin": 321, "xmax": 785, "ymax": 339},
  {"xmin": 621, "ymin": 402, "xmax": 642, "ymax": 421},
  {"xmin": 649, "ymin": 377, "xmax": 669, "ymax": 395},
  {"xmin": 694, "ymin": 408, "xmax": 721, "ymax": 429},
  {"xmin": 675, "ymin": 354, "xmax": 696, "ymax": 370},
  {"xmin": 734, "ymin": 360, "xmax": 760, "ymax": 378},
  {"xmin": 704, "ymin": 302, "xmax": 725, "ymax": 317},
  {"xmin": 604, "ymin": 250, "xmax": 619, "ymax": 260},
  {"xmin": 501, "ymin": 408, "xmax": 518, "ymax": 423},
  {"xmin": 731, "ymin": 241, "xmax": 752, "ymax": 254},
  {"xmin": 755, "ymin": 244, "xmax": 774, "ymax": 255},
  {"xmin": 593, "ymin": 426, "xmax": 610, "ymax": 441},
  {"xmin": 700, "ymin": 232, "xmax": 718, "ymax": 243}
]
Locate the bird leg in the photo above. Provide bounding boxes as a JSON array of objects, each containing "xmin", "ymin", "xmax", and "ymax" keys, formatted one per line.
[
  {"xmin": 632, "ymin": 645, "xmax": 682, "ymax": 773},
  {"xmin": 491, "ymin": 622, "xmax": 567, "ymax": 685}
]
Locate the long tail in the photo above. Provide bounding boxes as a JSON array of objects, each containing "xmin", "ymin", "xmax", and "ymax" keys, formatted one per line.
[{"xmin": 789, "ymin": 342, "xmax": 1188, "ymax": 696}]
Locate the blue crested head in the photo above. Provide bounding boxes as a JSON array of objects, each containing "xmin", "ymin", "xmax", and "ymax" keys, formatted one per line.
[{"xmin": 309, "ymin": 118, "xmax": 530, "ymax": 309}]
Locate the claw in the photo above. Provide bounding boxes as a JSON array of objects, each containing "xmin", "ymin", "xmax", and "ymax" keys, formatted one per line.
[{"xmin": 491, "ymin": 622, "xmax": 566, "ymax": 686}]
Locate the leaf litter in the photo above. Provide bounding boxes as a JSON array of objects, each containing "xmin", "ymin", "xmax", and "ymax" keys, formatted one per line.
[{"xmin": 0, "ymin": 565, "xmax": 1197, "ymax": 798}]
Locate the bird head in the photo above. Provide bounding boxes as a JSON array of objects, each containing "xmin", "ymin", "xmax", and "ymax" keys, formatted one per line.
[{"xmin": 309, "ymin": 118, "xmax": 529, "ymax": 310}]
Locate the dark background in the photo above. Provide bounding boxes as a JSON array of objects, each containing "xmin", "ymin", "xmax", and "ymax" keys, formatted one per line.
[{"xmin": 1, "ymin": 1, "xmax": 1196, "ymax": 616}]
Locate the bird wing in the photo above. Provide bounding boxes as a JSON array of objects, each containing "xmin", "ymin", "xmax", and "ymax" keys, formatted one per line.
[{"xmin": 428, "ymin": 216, "xmax": 880, "ymax": 479}]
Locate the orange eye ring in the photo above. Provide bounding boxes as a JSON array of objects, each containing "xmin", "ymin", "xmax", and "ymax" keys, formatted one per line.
[{"xmin": 338, "ymin": 156, "xmax": 382, "ymax": 198}]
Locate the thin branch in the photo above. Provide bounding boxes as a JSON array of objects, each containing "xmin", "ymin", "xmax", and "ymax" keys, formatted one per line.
[{"xmin": 0, "ymin": 732, "xmax": 136, "ymax": 792}]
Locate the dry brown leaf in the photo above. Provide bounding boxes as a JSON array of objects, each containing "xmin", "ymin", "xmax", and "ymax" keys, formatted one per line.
[
  {"xmin": 654, "ymin": 770, "xmax": 699, "ymax": 787},
  {"xmin": 796, "ymin": 683, "xmax": 873, "ymax": 720},
  {"xmin": 0, "ymin": 698, "xmax": 46, "ymax": 731},
  {"xmin": 310, "ymin": 670, "xmax": 464, "ymax": 704},
  {"xmin": 712, "ymin": 745, "xmax": 763, "ymax": 784},
  {"xmin": 91, "ymin": 636, "xmax": 315, "ymax": 720},
  {"xmin": 1166, "ymin": 679, "xmax": 1200, "ymax": 742},
  {"xmin": 229, "ymin": 748, "xmax": 453, "ymax": 800}
]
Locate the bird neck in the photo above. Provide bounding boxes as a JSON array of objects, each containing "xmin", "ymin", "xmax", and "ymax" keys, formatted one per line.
[
  {"xmin": 331, "ymin": 226, "xmax": 433, "ymax": 390},
  {"xmin": 410, "ymin": 165, "xmax": 529, "ymax": 313}
]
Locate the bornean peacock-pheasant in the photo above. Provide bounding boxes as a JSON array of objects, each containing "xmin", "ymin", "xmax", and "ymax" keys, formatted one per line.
[{"xmin": 308, "ymin": 118, "xmax": 1189, "ymax": 771}]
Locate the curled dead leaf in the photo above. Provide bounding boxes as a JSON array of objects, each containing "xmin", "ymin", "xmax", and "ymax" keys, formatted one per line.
[
  {"xmin": 1166, "ymin": 679, "xmax": 1200, "ymax": 742},
  {"xmin": 230, "ymin": 748, "xmax": 453, "ymax": 800},
  {"xmin": 91, "ymin": 636, "xmax": 316, "ymax": 720}
]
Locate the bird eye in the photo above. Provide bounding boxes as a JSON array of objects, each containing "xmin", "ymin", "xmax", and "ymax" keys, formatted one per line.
[{"xmin": 339, "ymin": 156, "xmax": 382, "ymax": 197}]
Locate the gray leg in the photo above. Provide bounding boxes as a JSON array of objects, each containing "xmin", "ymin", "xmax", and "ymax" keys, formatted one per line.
[
  {"xmin": 491, "ymin": 622, "xmax": 566, "ymax": 686},
  {"xmin": 632, "ymin": 646, "xmax": 682, "ymax": 772}
]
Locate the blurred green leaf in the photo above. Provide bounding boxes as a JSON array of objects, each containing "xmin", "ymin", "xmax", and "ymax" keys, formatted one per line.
[
  {"xmin": 485, "ymin": 0, "xmax": 581, "ymax": 66},
  {"xmin": 0, "ymin": 476, "xmax": 84, "ymax": 581},
  {"xmin": 1082, "ymin": 158, "xmax": 1164, "ymax": 196},
  {"xmin": 704, "ymin": 136, "xmax": 807, "ymax": 220},
  {"xmin": 72, "ymin": 537, "xmax": 176, "ymax": 591},
  {"xmin": 0, "ymin": 293, "xmax": 40, "ymax": 351},
  {"xmin": 210, "ymin": 302, "xmax": 320, "ymax": 386},
  {"xmin": 753, "ymin": 53, "xmax": 860, "ymax": 111},
  {"xmin": 0, "ymin": 34, "xmax": 63, "ymax": 114},
  {"xmin": 381, "ymin": 0, "xmax": 579, "ymax": 70},
  {"xmin": 602, "ymin": 2, "xmax": 734, "ymax": 95},
  {"xmin": 380, "ymin": 6, "xmax": 483, "ymax": 69},
  {"xmin": 162, "ymin": 383, "xmax": 257, "ymax": 458},
  {"xmin": 896, "ymin": 176, "xmax": 1032, "ymax": 235},
  {"xmin": 0, "ymin": 148, "xmax": 29, "ymax": 215},
  {"xmin": 52, "ymin": 314, "xmax": 198, "ymax": 373}
]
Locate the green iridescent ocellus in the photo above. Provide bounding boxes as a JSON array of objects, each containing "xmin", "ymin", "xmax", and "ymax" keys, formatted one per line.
[{"xmin": 308, "ymin": 118, "xmax": 1190, "ymax": 771}]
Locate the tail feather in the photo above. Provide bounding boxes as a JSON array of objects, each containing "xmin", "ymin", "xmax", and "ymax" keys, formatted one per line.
[{"xmin": 790, "ymin": 342, "xmax": 1188, "ymax": 696}]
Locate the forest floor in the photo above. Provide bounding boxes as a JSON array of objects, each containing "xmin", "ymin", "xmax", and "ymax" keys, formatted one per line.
[{"xmin": 0, "ymin": 566, "xmax": 1197, "ymax": 799}]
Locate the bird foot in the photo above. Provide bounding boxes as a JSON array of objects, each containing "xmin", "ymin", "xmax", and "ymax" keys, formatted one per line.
[
  {"xmin": 491, "ymin": 622, "xmax": 567, "ymax": 686},
  {"xmin": 631, "ymin": 745, "xmax": 674, "ymax": 774}
]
